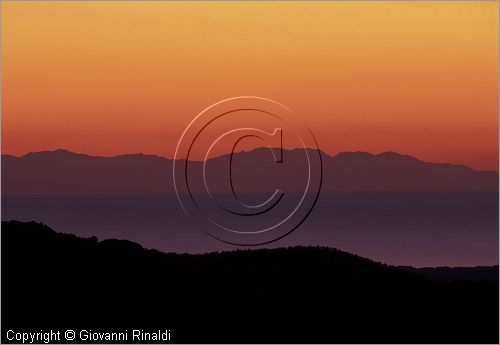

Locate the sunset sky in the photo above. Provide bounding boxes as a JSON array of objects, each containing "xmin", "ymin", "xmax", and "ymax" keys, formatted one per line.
[{"xmin": 2, "ymin": 1, "xmax": 498, "ymax": 170}]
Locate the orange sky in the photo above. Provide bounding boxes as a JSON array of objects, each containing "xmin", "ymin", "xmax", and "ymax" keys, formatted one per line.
[{"xmin": 2, "ymin": 1, "xmax": 498, "ymax": 170}]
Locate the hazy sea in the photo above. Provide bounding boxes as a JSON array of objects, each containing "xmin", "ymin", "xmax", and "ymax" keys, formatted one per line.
[{"xmin": 2, "ymin": 191, "xmax": 498, "ymax": 267}]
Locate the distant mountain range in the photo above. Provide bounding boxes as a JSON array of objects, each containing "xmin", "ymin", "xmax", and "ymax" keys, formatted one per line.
[
  {"xmin": 2, "ymin": 148, "xmax": 498, "ymax": 195},
  {"xmin": 401, "ymin": 265, "xmax": 499, "ymax": 283}
]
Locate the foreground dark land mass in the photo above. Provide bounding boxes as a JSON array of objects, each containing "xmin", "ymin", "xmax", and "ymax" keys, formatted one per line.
[{"xmin": 2, "ymin": 221, "xmax": 499, "ymax": 343}]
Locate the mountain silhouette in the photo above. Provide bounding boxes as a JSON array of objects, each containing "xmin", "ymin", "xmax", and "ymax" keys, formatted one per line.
[
  {"xmin": 2, "ymin": 148, "xmax": 498, "ymax": 195},
  {"xmin": 2, "ymin": 220, "xmax": 498, "ymax": 343},
  {"xmin": 401, "ymin": 265, "xmax": 499, "ymax": 283}
]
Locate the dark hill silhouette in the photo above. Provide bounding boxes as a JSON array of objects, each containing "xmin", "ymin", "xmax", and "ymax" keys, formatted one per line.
[
  {"xmin": 401, "ymin": 265, "xmax": 499, "ymax": 283},
  {"xmin": 2, "ymin": 221, "xmax": 498, "ymax": 343},
  {"xmin": 2, "ymin": 148, "xmax": 498, "ymax": 195}
]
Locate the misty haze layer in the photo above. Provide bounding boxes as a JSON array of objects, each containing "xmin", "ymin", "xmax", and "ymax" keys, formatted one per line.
[{"xmin": 2, "ymin": 149, "xmax": 498, "ymax": 267}]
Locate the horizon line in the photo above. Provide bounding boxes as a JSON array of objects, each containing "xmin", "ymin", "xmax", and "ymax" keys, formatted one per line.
[{"xmin": 2, "ymin": 147, "xmax": 498, "ymax": 173}]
